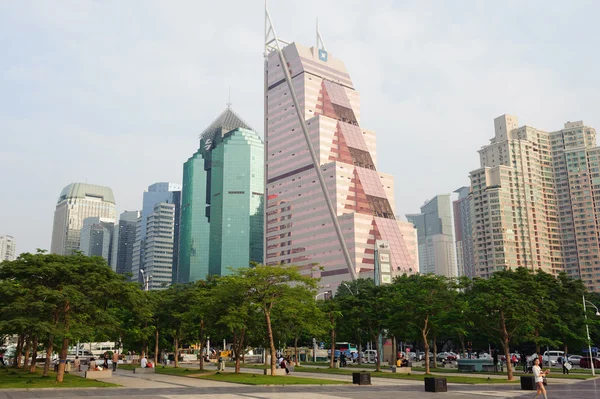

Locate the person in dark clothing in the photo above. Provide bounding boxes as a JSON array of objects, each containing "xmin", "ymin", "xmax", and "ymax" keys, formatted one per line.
[
  {"xmin": 492, "ymin": 350, "xmax": 499, "ymax": 373},
  {"xmin": 521, "ymin": 353, "xmax": 528, "ymax": 373}
]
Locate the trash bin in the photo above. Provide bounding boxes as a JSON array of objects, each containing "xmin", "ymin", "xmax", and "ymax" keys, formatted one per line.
[
  {"xmin": 352, "ymin": 372, "xmax": 371, "ymax": 385},
  {"xmin": 520, "ymin": 376, "xmax": 536, "ymax": 390},
  {"xmin": 334, "ymin": 359, "xmax": 340, "ymax": 368},
  {"xmin": 424, "ymin": 377, "xmax": 447, "ymax": 392}
]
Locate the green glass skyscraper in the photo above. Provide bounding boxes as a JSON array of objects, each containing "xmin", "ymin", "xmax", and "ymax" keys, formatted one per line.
[{"xmin": 177, "ymin": 108, "xmax": 264, "ymax": 283}]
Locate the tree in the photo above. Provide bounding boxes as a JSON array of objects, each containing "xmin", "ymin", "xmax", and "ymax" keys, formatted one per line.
[
  {"xmin": 233, "ymin": 264, "xmax": 317, "ymax": 376},
  {"xmin": 0, "ymin": 252, "xmax": 133, "ymax": 382},
  {"xmin": 388, "ymin": 274, "xmax": 456, "ymax": 374},
  {"xmin": 467, "ymin": 268, "xmax": 543, "ymax": 380}
]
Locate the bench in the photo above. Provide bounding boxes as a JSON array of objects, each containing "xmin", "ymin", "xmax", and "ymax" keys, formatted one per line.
[
  {"xmin": 134, "ymin": 367, "xmax": 156, "ymax": 374},
  {"xmin": 263, "ymin": 368, "xmax": 287, "ymax": 376},
  {"xmin": 84, "ymin": 370, "xmax": 113, "ymax": 379}
]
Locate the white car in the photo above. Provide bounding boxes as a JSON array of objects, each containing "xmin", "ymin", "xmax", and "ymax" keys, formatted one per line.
[{"xmin": 568, "ymin": 355, "xmax": 582, "ymax": 366}]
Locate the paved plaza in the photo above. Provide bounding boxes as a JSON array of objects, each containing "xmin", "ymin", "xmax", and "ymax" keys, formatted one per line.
[{"xmin": 1, "ymin": 367, "xmax": 600, "ymax": 399}]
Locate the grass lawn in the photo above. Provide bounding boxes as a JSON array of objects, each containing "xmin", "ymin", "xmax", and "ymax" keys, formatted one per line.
[
  {"xmin": 411, "ymin": 367, "xmax": 593, "ymax": 380},
  {"xmin": 196, "ymin": 372, "xmax": 348, "ymax": 385},
  {"xmin": 117, "ymin": 364, "xmax": 209, "ymax": 376},
  {"xmin": 0, "ymin": 367, "xmax": 118, "ymax": 388},
  {"xmin": 293, "ymin": 366, "xmax": 519, "ymax": 384}
]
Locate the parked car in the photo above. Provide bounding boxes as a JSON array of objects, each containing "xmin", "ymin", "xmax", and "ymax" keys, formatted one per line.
[
  {"xmin": 542, "ymin": 350, "xmax": 564, "ymax": 366},
  {"xmin": 579, "ymin": 357, "xmax": 600, "ymax": 369},
  {"xmin": 568, "ymin": 355, "xmax": 582, "ymax": 366}
]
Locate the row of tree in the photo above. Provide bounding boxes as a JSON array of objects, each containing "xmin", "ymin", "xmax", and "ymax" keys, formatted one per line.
[
  {"xmin": 1, "ymin": 251, "xmax": 600, "ymax": 382},
  {"xmin": 332, "ymin": 268, "xmax": 600, "ymax": 380}
]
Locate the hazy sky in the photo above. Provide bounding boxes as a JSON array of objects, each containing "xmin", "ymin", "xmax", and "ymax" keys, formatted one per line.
[{"xmin": 2, "ymin": 1, "xmax": 599, "ymax": 254}]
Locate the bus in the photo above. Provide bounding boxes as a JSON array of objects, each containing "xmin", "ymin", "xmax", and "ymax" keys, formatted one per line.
[{"xmin": 327, "ymin": 342, "xmax": 358, "ymax": 359}]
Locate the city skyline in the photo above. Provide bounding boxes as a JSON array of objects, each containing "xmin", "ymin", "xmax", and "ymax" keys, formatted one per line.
[{"xmin": 2, "ymin": 1, "xmax": 600, "ymax": 254}]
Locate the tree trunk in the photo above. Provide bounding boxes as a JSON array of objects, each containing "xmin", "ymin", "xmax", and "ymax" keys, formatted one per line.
[
  {"xmin": 358, "ymin": 342, "xmax": 362, "ymax": 365},
  {"xmin": 422, "ymin": 316, "xmax": 430, "ymax": 374},
  {"xmin": 294, "ymin": 336, "xmax": 299, "ymax": 366},
  {"xmin": 500, "ymin": 311, "xmax": 513, "ymax": 380},
  {"xmin": 23, "ymin": 335, "xmax": 31, "ymax": 370},
  {"xmin": 154, "ymin": 326, "xmax": 159, "ymax": 366},
  {"xmin": 43, "ymin": 335, "xmax": 54, "ymax": 377},
  {"xmin": 198, "ymin": 319, "xmax": 205, "ymax": 370},
  {"xmin": 174, "ymin": 336, "xmax": 179, "ymax": 368},
  {"xmin": 391, "ymin": 336, "xmax": 397, "ymax": 366},
  {"xmin": 265, "ymin": 310, "xmax": 277, "ymax": 376},
  {"xmin": 375, "ymin": 332, "xmax": 381, "ymax": 372},
  {"xmin": 14, "ymin": 333, "xmax": 24, "ymax": 368},
  {"xmin": 55, "ymin": 337, "xmax": 69, "ymax": 382},
  {"xmin": 433, "ymin": 336, "xmax": 438, "ymax": 369},
  {"xmin": 459, "ymin": 333, "xmax": 466, "ymax": 359},
  {"xmin": 29, "ymin": 336, "xmax": 39, "ymax": 373}
]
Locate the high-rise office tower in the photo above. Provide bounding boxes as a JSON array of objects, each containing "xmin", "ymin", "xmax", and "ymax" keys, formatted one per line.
[
  {"xmin": 264, "ymin": 35, "xmax": 414, "ymax": 289},
  {"xmin": 131, "ymin": 183, "xmax": 181, "ymax": 288},
  {"xmin": 51, "ymin": 183, "xmax": 117, "ymax": 255},
  {"xmin": 178, "ymin": 107, "xmax": 264, "ymax": 283},
  {"xmin": 453, "ymin": 186, "xmax": 475, "ymax": 278},
  {"xmin": 79, "ymin": 217, "xmax": 116, "ymax": 266},
  {"xmin": 406, "ymin": 194, "xmax": 459, "ymax": 277},
  {"xmin": 396, "ymin": 220, "xmax": 419, "ymax": 272},
  {"xmin": 0, "ymin": 235, "xmax": 17, "ymax": 261},
  {"xmin": 470, "ymin": 115, "xmax": 600, "ymax": 291},
  {"xmin": 115, "ymin": 210, "xmax": 139, "ymax": 275}
]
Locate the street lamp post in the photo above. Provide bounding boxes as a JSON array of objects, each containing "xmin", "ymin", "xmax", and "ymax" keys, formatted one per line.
[{"xmin": 583, "ymin": 295, "xmax": 600, "ymax": 376}]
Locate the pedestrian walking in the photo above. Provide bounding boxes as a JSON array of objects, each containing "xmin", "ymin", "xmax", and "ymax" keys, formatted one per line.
[
  {"xmin": 521, "ymin": 353, "xmax": 528, "ymax": 373},
  {"xmin": 0, "ymin": 352, "xmax": 5, "ymax": 366},
  {"xmin": 532, "ymin": 357, "xmax": 549, "ymax": 399},
  {"xmin": 73, "ymin": 356, "xmax": 81, "ymax": 372},
  {"xmin": 163, "ymin": 352, "xmax": 169, "ymax": 366},
  {"xmin": 112, "ymin": 351, "xmax": 119, "ymax": 371}
]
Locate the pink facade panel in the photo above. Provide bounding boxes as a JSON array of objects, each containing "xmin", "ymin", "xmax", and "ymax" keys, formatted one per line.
[
  {"xmin": 355, "ymin": 167, "xmax": 387, "ymax": 198},
  {"xmin": 338, "ymin": 122, "xmax": 369, "ymax": 151}
]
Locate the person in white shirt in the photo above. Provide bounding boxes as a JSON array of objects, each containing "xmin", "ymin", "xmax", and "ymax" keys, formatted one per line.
[
  {"xmin": 532, "ymin": 357, "xmax": 549, "ymax": 399},
  {"xmin": 140, "ymin": 356, "xmax": 148, "ymax": 368}
]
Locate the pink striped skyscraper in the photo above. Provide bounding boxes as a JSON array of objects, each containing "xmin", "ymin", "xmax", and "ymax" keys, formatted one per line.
[{"xmin": 264, "ymin": 38, "xmax": 416, "ymax": 290}]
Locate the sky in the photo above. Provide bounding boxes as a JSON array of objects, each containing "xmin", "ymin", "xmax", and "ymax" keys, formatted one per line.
[{"xmin": 1, "ymin": 0, "xmax": 599, "ymax": 254}]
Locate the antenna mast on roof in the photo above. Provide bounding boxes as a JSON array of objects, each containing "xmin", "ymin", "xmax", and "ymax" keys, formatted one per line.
[
  {"xmin": 227, "ymin": 86, "xmax": 232, "ymax": 109},
  {"xmin": 316, "ymin": 18, "xmax": 327, "ymax": 51}
]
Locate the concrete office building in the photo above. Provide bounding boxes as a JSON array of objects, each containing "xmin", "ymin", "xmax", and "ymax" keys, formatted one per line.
[
  {"xmin": 406, "ymin": 194, "xmax": 458, "ymax": 277},
  {"xmin": 115, "ymin": 211, "xmax": 139, "ymax": 275},
  {"xmin": 453, "ymin": 186, "xmax": 475, "ymax": 278},
  {"xmin": 79, "ymin": 217, "xmax": 116, "ymax": 266},
  {"xmin": 470, "ymin": 115, "xmax": 600, "ymax": 291},
  {"xmin": 264, "ymin": 37, "xmax": 415, "ymax": 290},
  {"xmin": 0, "ymin": 235, "xmax": 17, "ymax": 261},
  {"xmin": 51, "ymin": 183, "xmax": 117, "ymax": 255},
  {"xmin": 131, "ymin": 183, "xmax": 181, "ymax": 288},
  {"xmin": 178, "ymin": 107, "xmax": 264, "ymax": 283}
]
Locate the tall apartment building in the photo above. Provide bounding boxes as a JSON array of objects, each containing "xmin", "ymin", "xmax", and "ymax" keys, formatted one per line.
[
  {"xmin": 131, "ymin": 183, "xmax": 181, "ymax": 288},
  {"xmin": 453, "ymin": 186, "xmax": 475, "ymax": 278},
  {"xmin": 178, "ymin": 107, "xmax": 264, "ymax": 283},
  {"xmin": 470, "ymin": 115, "xmax": 600, "ymax": 291},
  {"xmin": 51, "ymin": 183, "xmax": 117, "ymax": 255},
  {"xmin": 264, "ymin": 40, "xmax": 415, "ymax": 289},
  {"xmin": 115, "ymin": 211, "xmax": 139, "ymax": 275},
  {"xmin": 0, "ymin": 235, "xmax": 17, "ymax": 261},
  {"xmin": 139, "ymin": 203, "xmax": 175, "ymax": 290},
  {"xmin": 79, "ymin": 217, "xmax": 117, "ymax": 266},
  {"xmin": 406, "ymin": 193, "xmax": 458, "ymax": 277}
]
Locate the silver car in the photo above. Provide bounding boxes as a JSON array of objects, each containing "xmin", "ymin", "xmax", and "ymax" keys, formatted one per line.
[{"xmin": 568, "ymin": 355, "xmax": 582, "ymax": 366}]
